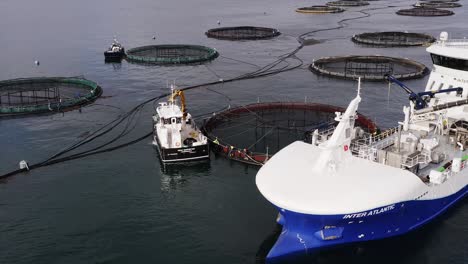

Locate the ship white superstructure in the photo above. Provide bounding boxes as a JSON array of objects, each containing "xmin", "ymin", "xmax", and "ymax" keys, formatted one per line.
[{"xmin": 255, "ymin": 32, "xmax": 468, "ymax": 261}]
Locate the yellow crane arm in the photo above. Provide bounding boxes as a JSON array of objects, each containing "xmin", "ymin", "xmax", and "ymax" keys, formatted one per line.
[{"xmin": 169, "ymin": 90, "xmax": 187, "ymax": 119}]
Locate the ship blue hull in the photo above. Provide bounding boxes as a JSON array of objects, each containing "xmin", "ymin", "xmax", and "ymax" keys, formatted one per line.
[{"xmin": 267, "ymin": 185, "xmax": 468, "ymax": 263}]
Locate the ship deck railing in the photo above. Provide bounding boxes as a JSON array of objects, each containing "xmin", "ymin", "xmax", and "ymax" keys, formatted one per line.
[
  {"xmin": 436, "ymin": 39, "xmax": 468, "ymax": 48},
  {"xmin": 402, "ymin": 151, "xmax": 431, "ymax": 168},
  {"xmin": 439, "ymin": 159, "xmax": 467, "ymax": 176},
  {"xmin": 351, "ymin": 126, "xmax": 433, "ymax": 169},
  {"xmin": 317, "ymin": 125, "xmax": 336, "ymax": 141},
  {"xmin": 352, "ymin": 141, "xmax": 432, "ymax": 169},
  {"xmin": 351, "ymin": 127, "xmax": 400, "ymax": 158},
  {"xmin": 356, "ymin": 126, "xmax": 400, "ymax": 146}
]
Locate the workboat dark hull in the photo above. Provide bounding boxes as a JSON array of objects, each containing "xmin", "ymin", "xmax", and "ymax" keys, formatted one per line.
[
  {"xmin": 154, "ymin": 136, "xmax": 210, "ymax": 163},
  {"xmin": 104, "ymin": 49, "xmax": 125, "ymax": 61}
]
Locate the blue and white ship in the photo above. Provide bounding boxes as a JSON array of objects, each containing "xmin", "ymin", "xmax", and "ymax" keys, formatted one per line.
[{"xmin": 256, "ymin": 32, "xmax": 468, "ymax": 261}]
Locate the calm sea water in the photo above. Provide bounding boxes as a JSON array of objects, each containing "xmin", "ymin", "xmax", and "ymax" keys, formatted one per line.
[{"xmin": 1, "ymin": 0, "xmax": 467, "ymax": 263}]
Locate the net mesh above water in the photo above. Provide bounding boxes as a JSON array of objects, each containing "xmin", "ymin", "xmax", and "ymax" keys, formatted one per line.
[
  {"xmin": 310, "ymin": 56, "xmax": 428, "ymax": 81},
  {"xmin": 352, "ymin": 32, "xmax": 435, "ymax": 46},
  {"xmin": 125, "ymin": 45, "xmax": 219, "ymax": 64},
  {"xmin": 202, "ymin": 102, "xmax": 377, "ymax": 159},
  {"xmin": 206, "ymin": 26, "xmax": 280, "ymax": 40},
  {"xmin": 0, "ymin": 77, "xmax": 101, "ymax": 116}
]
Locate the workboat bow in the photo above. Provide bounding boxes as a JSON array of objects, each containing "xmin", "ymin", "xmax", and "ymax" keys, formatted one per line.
[
  {"xmin": 153, "ymin": 86, "xmax": 209, "ymax": 163},
  {"xmin": 256, "ymin": 32, "xmax": 468, "ymax": 262}
]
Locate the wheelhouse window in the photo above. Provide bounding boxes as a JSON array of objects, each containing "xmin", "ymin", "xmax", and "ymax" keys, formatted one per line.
[{"xmin": 431, "ymin": 53, "xmax": 468, "ymax": 71}]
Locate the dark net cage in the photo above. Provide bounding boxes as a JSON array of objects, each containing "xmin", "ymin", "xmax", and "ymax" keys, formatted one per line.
[
  {"xmin": 352, "ymin": 31, "xmax": 436, "ymax": 47},
  {"xmin": 414, "ymin": 1, "xmax": 462, "ymax": 8},
  {"xmin": 396, "ymin": 7, "xmax": 454, "ymax": 16},
  {"xmin": 126, "ymin": 44, "xmax": 219, "ymax": 64},
  {"xmin": 296, "ymin": 6, "xmax": 345, "ymax": 14},
  {"xmin": 201, "ymin": 102, "xmax": 377, "ymax": 166},
  {"xmin": 205, "ymin": 26, "xmax": 280, "ymax": 40},
  {"xmin": 327, "ymin": 1, "xmax": 370, "ymax": 7},
  {"xmin": 0, "ymin": 77, "xmax": 102, "ymax": 117},
  {"xmin": 310, "ymin": 55, "xmax": 428, "ymax": 81}
]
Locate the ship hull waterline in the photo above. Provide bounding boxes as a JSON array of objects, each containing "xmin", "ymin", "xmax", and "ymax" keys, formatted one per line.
[
  {"xmin": 266, "ymin": 185, "xmax": 467, "ymax": 262},
  {"xmin": 153, "ymin": 135, "xmax": 210, "ymax": 163}
]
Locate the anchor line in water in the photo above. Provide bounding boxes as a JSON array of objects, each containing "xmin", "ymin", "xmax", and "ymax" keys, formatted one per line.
[{"xmin": 0, "ymin": 48, "xmax": 304, "ymax": 179}]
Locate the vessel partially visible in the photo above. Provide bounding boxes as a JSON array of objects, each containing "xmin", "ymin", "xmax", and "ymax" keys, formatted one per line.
[
  {"xmin": 256, "ymin": 32, "xmax": 468, "ymax": 262},
  {"xmin": 104, "ymin": 38, "xmax": 125, "ymax": 61},
  {"xmin": 152, "ymin": 86, "xmax": 209, "ymax": 163}
]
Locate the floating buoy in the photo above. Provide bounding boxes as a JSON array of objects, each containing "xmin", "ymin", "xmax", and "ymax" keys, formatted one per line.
[
  {"xmin": 34, "ymin": 60, "xmax": 40, "ymax": 66},
  {"xmin": 19, "ymin": 160, "xmax": 29, "ymax": 170},
  {"xmin": 217, "ymin": 20, "xmax": 221, "ymax": 25}
]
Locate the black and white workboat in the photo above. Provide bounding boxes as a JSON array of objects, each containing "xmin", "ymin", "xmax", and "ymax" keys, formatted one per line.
[
  {"xmin": 104, "ymin": 38, "xmax": 125, "ymax": 61},
  {"xmin": 152, "ymin": 86, "xmax": 210, "ymax": 163}
]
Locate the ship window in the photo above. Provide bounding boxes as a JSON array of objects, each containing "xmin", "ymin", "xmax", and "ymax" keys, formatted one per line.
[
  {"xmin": 431, "ymin": 54, "xmax": 468, "ymax": 71},
  {"xmin": 176, "ymin": 117, "xmax": 181, "ymax": 124},
  {"xmin": 345, "ymin": 128, "xmax": 351, "ymax": 139},
  {"xmin": 164, "ymin": 118, "xmax": 171, "ymax": 124},
  {"xmin": 429, "ymin": 81, "xmax": 435, "ymax": 90},
  {"xmin": 438, "ymin": 83, "xmax": 444, "ymax": 90}
]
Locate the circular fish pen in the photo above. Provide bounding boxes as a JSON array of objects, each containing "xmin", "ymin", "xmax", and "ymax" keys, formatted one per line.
[
  {"xmin": 327, "ymin": 1, "xmax": 369, "ymax": 7},
  {"xmin": 414, "ymin": 1, "xmax": 462, "ymax": 8},
  {"xmin": 201, "ymin": 102, "xmax": 378, "ymax": 166},
  {"xmin": 205, "ymin": 26, "xmax": 280, "ymax": 40},
  {"xmin": 295, "ymin": 6, "xmax": 345, "ymax": 14},
  {"xmin": 396, "ymin": 7, "xmax": 454, "ymax": 16},
  {"xmin": 309, "ymin": 55, "xmax": 428, "ymax": 81},
  {"xmin": 125, "ymin": 44, "xmax": 219, "ymax": 65},
  {"xmin": 0, "ymin": 77, "xmax": 102, "ymax": 117},
  {"xmin": 352, "ymin": 31, "xmax": 436, "ymax": 47}
]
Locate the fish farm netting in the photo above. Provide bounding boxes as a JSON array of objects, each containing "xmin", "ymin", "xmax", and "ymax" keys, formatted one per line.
[
  {"xmin": 0, "ymin": 77, "xmax": 102, "ymax": 117},
  {"xmin": 396, "ymin": 7, "xmax": 454, "ymax": 16},
  {"xmin": 327, "ymin": 1, "xmax": 370, "ymax": 7},
  {"xmin": 126, "ymin": 44, "xmax": 219, "ymax": 65},
  {"xmin": 201, "ymin": 102, "xmax": 377, "ymax": 166},
  {"xmin": 352, "ymin": 32, "xmax": 436, "ymax": 47},
  {"xmin": 414, "ymin": 1, "xmax": 462, "ymax": 8},
  {"xmin": 295, "ymin": 6, "xmax": 345, "ymax": 14},
  {"xmin": 205, "ymin": 26, "xmax": 281, "ymax": 40},
  {"xmin": 310, "ymin": 55, "xmax": 428, "ymax": 81}
]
